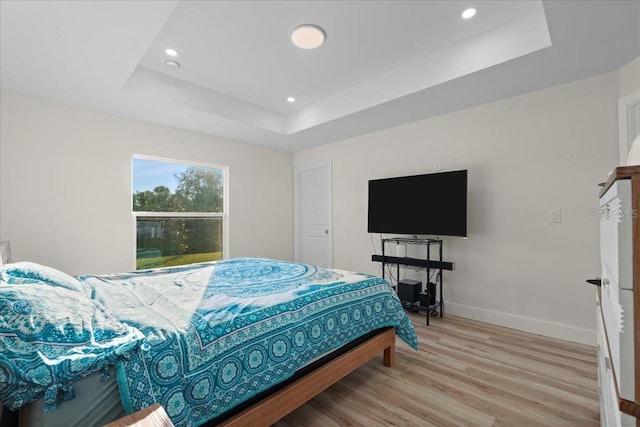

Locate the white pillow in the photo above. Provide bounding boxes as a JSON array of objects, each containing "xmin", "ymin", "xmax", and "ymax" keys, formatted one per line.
[{"xmin": 2, "ymin": 261, "xmax": 86, "ymax": 294}]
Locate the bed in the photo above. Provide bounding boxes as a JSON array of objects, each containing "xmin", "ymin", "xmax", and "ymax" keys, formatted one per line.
[{"xmin": 0, "ymin": 257, "xmax": 418, "ymax": 426}]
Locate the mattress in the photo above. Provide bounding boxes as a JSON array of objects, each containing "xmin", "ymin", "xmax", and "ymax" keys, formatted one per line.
[{"xmin": 19, "ymin": 368, "xmax": 123, "ymax": 427}]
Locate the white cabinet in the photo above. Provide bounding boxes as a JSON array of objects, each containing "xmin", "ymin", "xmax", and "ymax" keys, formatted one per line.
[
  {"xmin": 597, "ymin": 166, "xmax": 640, "ymax": 426},
  {"xmin": 598, "ymin": 296, "xmax": 636, "ymax": 426}
]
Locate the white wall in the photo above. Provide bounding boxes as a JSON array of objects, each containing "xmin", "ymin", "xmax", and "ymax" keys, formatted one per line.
[
  {"xmin": 294, "ymin": 71, "xmax": 621, "ymax": 344},
  {"xmin": 0, "ymin": 93, "xmax": 294, "ymax": 275},
  {"xmin": 619, "ymin": 55, "xmax": 640, "ymax": 99}
]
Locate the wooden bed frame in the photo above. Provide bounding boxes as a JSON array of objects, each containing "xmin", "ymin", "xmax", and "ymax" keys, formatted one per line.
[{"xmin": 218, "ymin": 327, "xmax": 396, "ymax": 427}]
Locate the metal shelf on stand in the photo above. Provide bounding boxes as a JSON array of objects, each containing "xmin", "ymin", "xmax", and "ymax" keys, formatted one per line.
[{"xmin": 372, "ymin": 237, "xmax": 454, "ymax": 325}]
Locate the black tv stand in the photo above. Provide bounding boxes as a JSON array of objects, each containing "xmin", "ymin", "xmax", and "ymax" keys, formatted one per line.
[{"xmin": 372, "ymin": 237, "xmax": 454, "ymax": 325}]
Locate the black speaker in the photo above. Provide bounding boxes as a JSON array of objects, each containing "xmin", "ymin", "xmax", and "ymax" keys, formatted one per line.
[
  {"xmin": 398, "ymin": 279, "xmax": 421, "ymax": 304},
  {"xmin": 419, "ymin": 282, "xmax": 437, "ymax": 307}
]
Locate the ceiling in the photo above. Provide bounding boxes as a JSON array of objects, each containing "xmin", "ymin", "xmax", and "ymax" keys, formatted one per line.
[{"xmin": 1, "ymin": 1, "xmax": 639, "ymax": 152}]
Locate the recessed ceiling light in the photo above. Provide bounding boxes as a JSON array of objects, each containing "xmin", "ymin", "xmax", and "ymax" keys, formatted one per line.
[
  {"xmin": 165, "ymin": 48, "xmax": 178, "ymax": 56},
  {"xmin": 291, "ymin": 25, "xmax": 325, "ymax": 49},
  {"xmin": 462, "ymin": 8, "xmax": 477, "ymax": 19},
  {"xmin": 164, "ymin": 60, "xmax": 180, "ymax": 69},
  {"xmin": 287, "ymin": 96, "xmax": 296, "ymax": 103}
]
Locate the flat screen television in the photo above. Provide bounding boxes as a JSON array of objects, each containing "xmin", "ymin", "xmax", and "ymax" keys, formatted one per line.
[{"xmin": 367, "ymin": 169, "xmax": 467, "ymax": 237}]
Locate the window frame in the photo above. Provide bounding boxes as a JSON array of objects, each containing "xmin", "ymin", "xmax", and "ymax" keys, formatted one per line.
[{"xmin": 131, "ymin": 154, "xmax": 229, "ymax": 270}]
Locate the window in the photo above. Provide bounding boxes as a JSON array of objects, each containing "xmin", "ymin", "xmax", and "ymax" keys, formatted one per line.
[{"xmin": 132, "ymin": 156, "xmax": 227, "ymax": 270}]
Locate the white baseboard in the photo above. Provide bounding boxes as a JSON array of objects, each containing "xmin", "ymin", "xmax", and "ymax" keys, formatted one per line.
[{"xmin": 446, "ymin": 302, "xmax": 596, "ymax": 346}]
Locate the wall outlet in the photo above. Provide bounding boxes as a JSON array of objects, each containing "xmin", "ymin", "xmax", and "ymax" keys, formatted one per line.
[
  {"xmin": 434, "ymin": 161, "xmax": 441, "ymax": 171},
  {"xmin": 549, "ymin": 209, "xmax": 562, "ymax": 223}
]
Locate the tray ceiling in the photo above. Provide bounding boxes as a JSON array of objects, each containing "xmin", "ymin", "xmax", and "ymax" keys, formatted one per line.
[{"xmin": 1, "ymin": 1, "xmax": 639, "ymax": 151}]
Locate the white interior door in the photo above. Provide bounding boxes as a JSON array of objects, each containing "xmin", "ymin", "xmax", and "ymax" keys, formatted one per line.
[
  {"xmin": 294, "ymin": 161, "xmax": 332, "ymax": 267},
  {"xmin": 619, "ymin": 89, "xmax": 640, "ymax": 164}
]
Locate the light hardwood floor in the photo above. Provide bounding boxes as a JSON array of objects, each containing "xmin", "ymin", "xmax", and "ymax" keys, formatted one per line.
[{"xmin": 274, "ymin": 313, "xmax": 599, "ymax": 427}]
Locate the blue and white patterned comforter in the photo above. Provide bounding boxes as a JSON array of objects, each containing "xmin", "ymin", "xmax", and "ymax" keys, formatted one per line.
[
  {"xmin": 78, "ymin": 257, "xmax": 418, "ymax": 426},
  {"xmin": 0, "ymin": 262, "xmax": 144, "ymax": 412}
]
